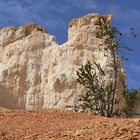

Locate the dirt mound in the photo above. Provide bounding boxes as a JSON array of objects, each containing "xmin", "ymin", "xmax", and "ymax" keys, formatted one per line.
[{"xmin": 0, "ymin": 109, "xmax": 139, "ymax": 140}]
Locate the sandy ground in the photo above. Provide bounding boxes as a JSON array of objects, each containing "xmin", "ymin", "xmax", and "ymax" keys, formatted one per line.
[{"xmin": 0, "ymin": 108, "xmax": 140, "ymax": 140}]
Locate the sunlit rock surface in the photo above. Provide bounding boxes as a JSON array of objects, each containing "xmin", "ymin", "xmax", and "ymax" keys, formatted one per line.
[{"xmin": 0, "ymin": 13, "xmax": 126, "ymax": 111}]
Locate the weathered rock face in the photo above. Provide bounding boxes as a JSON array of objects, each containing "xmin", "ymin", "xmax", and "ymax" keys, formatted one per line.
[{"xmin": 0, "ymin": 13, "xmax": 126, "ymax": 110}]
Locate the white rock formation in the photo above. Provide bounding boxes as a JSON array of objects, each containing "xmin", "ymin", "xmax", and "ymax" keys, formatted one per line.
[{"xmin": 0, "ymin": 13, "xmax": 126, "ymax": 110}]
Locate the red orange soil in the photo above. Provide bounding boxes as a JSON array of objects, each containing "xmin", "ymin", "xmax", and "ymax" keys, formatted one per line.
[{"xmin": 0, "ymin": 108, "xmax": 139, "ymax": 140}]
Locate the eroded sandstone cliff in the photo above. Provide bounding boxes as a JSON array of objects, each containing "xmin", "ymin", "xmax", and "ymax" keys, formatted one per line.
[{"xmin": 0, "ymin": 13, "xmax": 125, "ymax": 110}]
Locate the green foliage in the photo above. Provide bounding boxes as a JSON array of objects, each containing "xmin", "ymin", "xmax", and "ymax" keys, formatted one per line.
[
  {"xmin": 77, "ymin": 61, "xmax": 116, "ymax": 117},
  {"xmin": 95, "ymin": 16, "xmax": 135, "ymax": 56},
  {"xmin": 96, "ymin": 16, "xmax": 120, "ymax": 41},
  {"xmin": 76, "ymin": 15, "xmax": 137, "ymax": 117},
  {"xmin": 123, "ymin": 88, "xmax": 140, "ymax": 116}
]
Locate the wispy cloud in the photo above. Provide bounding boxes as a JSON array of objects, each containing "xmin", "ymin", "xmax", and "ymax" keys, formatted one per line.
[
  {"xmin": 0, "ymin": 0, "xmax": 139, "ymax": 88},
  {"xmin": 0, "ymin": 0, "xmax": 140, "ymax": 28},
  {"xmin": 0, "ymin": 0, "xmax": 66, "ymax": 29},
  {"xmin": 70, "ymin": 0, "xmax": 100, "ymax": 10},
  {"xmin": 106, "ymin": 5, "xmax": 140, "ymax": 29}
]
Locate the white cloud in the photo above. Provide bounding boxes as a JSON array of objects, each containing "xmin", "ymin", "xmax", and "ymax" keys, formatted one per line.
[
  {"xmin": 65, "ymin": 0, "xmax": 100, "ymax": 10},
  {"xmin": 74, "ymin": 0, "xmax": 99, "ymax": 9},
  {"xmin": 0, "ymin": 0, "xmax": 67, "ymax": 29},
  {"xmin": 107, "ymin": 5, "xmax": 140, "ymax": 25}
]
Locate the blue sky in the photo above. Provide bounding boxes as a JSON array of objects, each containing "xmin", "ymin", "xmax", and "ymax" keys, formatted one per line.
[{"xmin": 0, "ymin": 0, "xmax": 139, "ymax": 88}]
